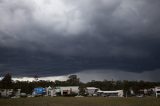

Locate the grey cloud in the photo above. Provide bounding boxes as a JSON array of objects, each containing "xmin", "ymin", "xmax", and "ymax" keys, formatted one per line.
[
  {"xmin": 0, "ymin": 0, "xmax": 160, "ymax": 79},
  {"xmin": 0, "ymin": 0, "xmax": 160, "ymax": 56}
]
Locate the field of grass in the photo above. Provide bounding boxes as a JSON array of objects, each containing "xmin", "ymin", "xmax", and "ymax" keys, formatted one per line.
[{"xmin": 0, "ymin": 97, "xmax": 160, "ymax": 106}]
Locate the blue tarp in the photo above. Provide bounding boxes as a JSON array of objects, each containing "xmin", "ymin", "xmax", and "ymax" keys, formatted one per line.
[{"xmin": 34, "ymin": 87, "xmax": 46, "ymax": 95}]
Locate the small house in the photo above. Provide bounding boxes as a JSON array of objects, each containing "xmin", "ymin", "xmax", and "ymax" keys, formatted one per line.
[{"xmin": 155, "ymin": 87, "xmax": 160, "ymax": 98}]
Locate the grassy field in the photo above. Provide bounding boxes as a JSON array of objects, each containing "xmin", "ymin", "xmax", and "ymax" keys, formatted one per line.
[{"xmin": 0, "ymin": 97, "xmax": 160, "ymax": 106}]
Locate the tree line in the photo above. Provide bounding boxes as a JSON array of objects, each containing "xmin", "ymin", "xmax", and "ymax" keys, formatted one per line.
[{"xmin": 0, "ymin": 73, "xmax": 160, "ymax": 95}]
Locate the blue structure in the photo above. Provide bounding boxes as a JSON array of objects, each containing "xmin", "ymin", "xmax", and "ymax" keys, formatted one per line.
[{"xmin": 34, "ymin": 87, "xmax": 46, "ymax": 95}]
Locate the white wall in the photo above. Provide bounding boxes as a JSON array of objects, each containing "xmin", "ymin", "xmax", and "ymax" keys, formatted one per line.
[{"xmin": 59, "ymin": 86, "xmax": 79, "ymax": 95}]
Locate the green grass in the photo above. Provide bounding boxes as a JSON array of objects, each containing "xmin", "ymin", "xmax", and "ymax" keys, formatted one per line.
[{"xmin": 0, "ymin": 97, "xmax": 160, "ymax": 106}]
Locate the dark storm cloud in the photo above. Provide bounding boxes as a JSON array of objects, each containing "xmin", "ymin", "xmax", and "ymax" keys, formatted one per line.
[{"xmin": 0, "ymin": 0, "xmax": 160, "ymax": 80}]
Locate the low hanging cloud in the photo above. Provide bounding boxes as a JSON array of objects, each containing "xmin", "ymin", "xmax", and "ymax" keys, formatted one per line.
[
  {"xmin": 0, "ymin": 0, "xmax": 160, "ymax": 80},
  {"xmin": 76, "ymin": 69, "xmax": 160, "ymax": 82}
]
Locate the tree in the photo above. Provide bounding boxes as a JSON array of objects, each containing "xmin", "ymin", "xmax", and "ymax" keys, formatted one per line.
[
  {"xmin": 67, "ymin": 75, "xmax": 80, "ymax": 85},
  {"xmin": 34, "ymin": 75, "xmax": 39, "ymax": 81},
  {"xmin": 1, "ymin": 73, "xmax": 12, "ymax": 89}
]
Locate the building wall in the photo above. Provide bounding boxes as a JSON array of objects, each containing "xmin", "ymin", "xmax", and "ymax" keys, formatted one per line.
[
  {"xmin": 59, "ymin": 86, "xmax": 79, "ymax": 95},
  {"xmin": 117, "ymin": 90, "xmax": 124, "ymax": 97},
  {"xmin": 46, "ymin": 87, "xmax": 56, "ymax": 96}
]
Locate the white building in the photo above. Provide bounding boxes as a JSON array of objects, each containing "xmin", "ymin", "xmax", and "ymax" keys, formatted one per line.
[
  {"xmin": 85, "ymin": 87, "xmax": 123, "ymax": 97},
  {"xmin": 85, "ymin": 87, "xmax": 100, "ymax": 96},
  {"xmin": 46, "ymin": 86, "xmax": 56, "ymax": 97},
  {"xmin": 0, "ymin": 89, "xmax": 13, "ymax": 97},
  {"xmin": 97, "ymin": 90, "xmax": 124, "ymax": 97},
  {"xmin": 55, "ymin": 86, "xmax": 79, "ymax": 96},
  {"xmin": 155, "ymin": 87, "xmax": 160, "ymax": 98}
]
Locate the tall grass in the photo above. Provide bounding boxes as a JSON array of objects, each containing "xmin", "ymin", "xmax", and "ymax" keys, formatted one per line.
[{"xmin": 0, "ymin": 97, "xmax": 159, "ymax": 106}]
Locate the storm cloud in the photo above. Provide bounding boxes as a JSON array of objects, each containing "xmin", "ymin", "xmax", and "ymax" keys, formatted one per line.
[{"xmin": 0, "ymin": 0, "xmax": 160, "ymax": 81}]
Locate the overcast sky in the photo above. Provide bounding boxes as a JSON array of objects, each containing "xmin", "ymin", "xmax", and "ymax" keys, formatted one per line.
[{"xmin": 0, "ymin": 0, "xmax": 160, "ymax": 82}]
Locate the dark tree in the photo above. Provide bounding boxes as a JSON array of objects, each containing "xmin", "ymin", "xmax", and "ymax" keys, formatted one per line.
[{"xmin": 1, "ymin": 73, "xmax": 12, "ymax": 89}]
